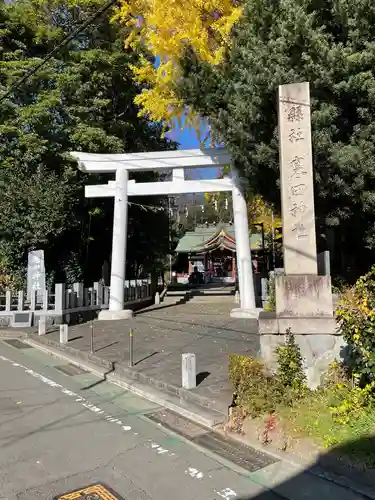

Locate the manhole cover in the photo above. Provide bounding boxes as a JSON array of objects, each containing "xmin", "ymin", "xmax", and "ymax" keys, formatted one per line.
[
  {"xmin": 54, "ymin": 483, "xmax": 124, "ymax": 499},
  {"xmin": 54, "ymin": 364, "xmax": 88, "ymax": 376},
  {"xmin": 3, "ymin": 339, "xmax": 32, "ymax": 349}
]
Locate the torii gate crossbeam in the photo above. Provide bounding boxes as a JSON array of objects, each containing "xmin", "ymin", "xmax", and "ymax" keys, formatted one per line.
[{"xmin": 70, "ymin": 148, "xmax": 257, "ymax": 320}]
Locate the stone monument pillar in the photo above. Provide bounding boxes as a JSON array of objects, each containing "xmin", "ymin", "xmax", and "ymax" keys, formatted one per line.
[
  {"xmin": 279, "ymin": 81, "xmax": 317, "ymax": 276},
  {"xmin": 258, "ymin": 82, "xmax": 342, "ymax": 388},
  {"xmin": 27, "ymin": 249, "xmax": 46, "ymax": 303}
]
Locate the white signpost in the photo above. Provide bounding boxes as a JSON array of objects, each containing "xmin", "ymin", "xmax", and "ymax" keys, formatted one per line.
[{"xmin": 70, "ymin": 148, "xmax": 257, "ymax": 320}]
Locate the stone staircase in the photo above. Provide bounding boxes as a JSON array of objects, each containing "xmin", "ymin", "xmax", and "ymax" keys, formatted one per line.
[{"xmin": 164, "ymin": 285, "xmax": 236, "ymax": 305}]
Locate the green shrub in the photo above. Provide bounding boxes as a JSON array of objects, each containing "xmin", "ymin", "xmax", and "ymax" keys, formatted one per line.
[
  {"xmin": 228, "ymin": 354, "xmax": 277, "ymax": 417},
  {"xmin": 336, "ymin": 266, "xmax": 375, "ymax": 385},
  {"xmin": 228, "ymin": 331, "xmax": 306, "ymax": 417},
  {"xmin": 0, "ymin": 258, "xmax": 24, "ymax": 293},
  {"xmin": 275, "ymin": 328, "xmax": 306, "ymax": 392}
]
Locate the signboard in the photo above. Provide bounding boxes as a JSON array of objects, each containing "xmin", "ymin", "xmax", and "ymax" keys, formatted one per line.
[
  {"xmin": 27, "ymin": 249, "xmax": 45, "ymax": 302},
  {"xmin": 10, "ymin": 312, "xmax": 33, "ymax": 328}
]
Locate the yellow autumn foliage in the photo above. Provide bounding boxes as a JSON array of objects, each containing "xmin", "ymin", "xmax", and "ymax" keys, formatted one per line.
[
  {"xmin": 205, "ymin": 192, "xmax": 281, "ymax": 233},
  {"xmin": 115, "ymin": 0, "xmax": 243, "ymax": 127},
  {"xmin": 249, "ymin": 196, "xmax": 282, "ymax": 234}
]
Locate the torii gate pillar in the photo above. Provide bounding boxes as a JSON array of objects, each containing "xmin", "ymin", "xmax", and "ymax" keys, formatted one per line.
[
  {"xmin": 230, "ymin": 168, "xmax": 257, "ymax": 318},
  {"xmin": 104, "ymin": 168, "xmax": 132, "ymax": 319}
]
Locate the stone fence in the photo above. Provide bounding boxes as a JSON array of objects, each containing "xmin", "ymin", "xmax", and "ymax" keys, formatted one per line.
[{"xmin": 0, "ymin": 279, "xmax": 151, "ymax": 327}]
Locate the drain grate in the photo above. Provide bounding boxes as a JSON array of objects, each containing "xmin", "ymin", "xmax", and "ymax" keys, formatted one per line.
[
  {"xmin": 146, "ymin": 409, "xmax": 208, "ymax": 439},
  {"xmin": 54, "ymin": 363, "xmax": 88, "ymax": 376},
  {"xmin": 3, "ymin": 339, "xmax": 32, "ymax": 349},
  {"xmin": 145, "ymin": 409, "xmax": 278, "ymax": 473},
  {"xmin": 192, "ymin": 431, "xmax": 278, "ymax": 472}
]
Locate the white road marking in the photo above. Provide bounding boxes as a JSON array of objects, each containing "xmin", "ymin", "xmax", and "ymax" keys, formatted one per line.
[
  {"xmin": 186, "ymin": 467, "xmax": 204, "ymax": 479},
  {"xmin": 0, "ymin": 355, "xmax": 134, "ymax": 436},
  {"xmin": 216, "ymin": 487, "xmax": 237, "ymax": 499},
  {"xmin": 61, "ymin": 388, "xmax": 78, "ymax": 397},
  {"xmin": 149, "ymin": 441, "xmax": 174, "ymax": 456},
  {"xmin": 0, "ymin": 352, "xmax": 237, "ymax": 497}
]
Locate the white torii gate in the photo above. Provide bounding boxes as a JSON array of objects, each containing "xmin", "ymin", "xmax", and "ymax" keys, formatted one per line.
[{"xmin": 70, "ymin": 148, "xmax": 257, "ymax": 320}]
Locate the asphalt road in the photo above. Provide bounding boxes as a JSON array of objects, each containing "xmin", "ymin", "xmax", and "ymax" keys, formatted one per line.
[{"xmin": 0, "ymin": 340, "xmax": 367, "ymax": 500}]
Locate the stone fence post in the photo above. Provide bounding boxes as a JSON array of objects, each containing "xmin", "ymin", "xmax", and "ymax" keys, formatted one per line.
[{"xmin": 54, "ymin": 283, "xmax": 65, "ymax": 313}]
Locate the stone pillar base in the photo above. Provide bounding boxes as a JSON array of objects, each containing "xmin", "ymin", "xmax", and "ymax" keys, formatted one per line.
[
  {"xmin": 98, "ymin": 309, "xmax": 133, "ymax": 321},
  {"xmin": 258, "ymin": 314, "xmax": 337, "ymax": 335},
  {"xmin": 257, "ymin": 274, "xmax": 342, "ymax": 388},
  {"xmin": 230, "ymin": 307, "xmax": 261, "ymax": 319},
  {"xmin": 258, "ymin": 315, "xmax": 344, "ymax": 389}
]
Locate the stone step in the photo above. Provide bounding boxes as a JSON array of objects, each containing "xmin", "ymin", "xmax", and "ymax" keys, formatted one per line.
[
  {"xmin": 166, "ymin": 290, "xmax": 193, "ymax": 297},
  {"xmin": 189, "ymin": 296, "xmax": 235, "ymax": 303},
  {"xmin": 192, "ymin": 290, "xmax": 235, "ymax": 296}
]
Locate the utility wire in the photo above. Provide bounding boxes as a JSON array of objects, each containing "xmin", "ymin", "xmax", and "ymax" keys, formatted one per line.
[{"xmin": 0, "ymin": 0, "xmax": 117, "ymax": 104}]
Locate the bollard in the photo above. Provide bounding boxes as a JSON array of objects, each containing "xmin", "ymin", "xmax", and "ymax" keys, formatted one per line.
[
  {"xmin": 129, "ymin": 328, "xmax": 134, "ymax": 367},
  {"xmin": 235, "ymin": 290, "xmax": 240, "ymax": 304},
  {"xmin": 154, "ymin": 292, "xmax": 160, "ymax": 305},
  {"xmin": 182, "ymin": 353, "xmax": 196, "ymax": 390},
  {"xmin": 38, "ymin": 317, "xmax": 46, "ymax": 336},
  {"xmin": 59, "ymin": 324, "xmax": 68, "ymax": 344},
  {"xmin": 90, "ymin": 321, "xmax": 94, "ymax": 354}
]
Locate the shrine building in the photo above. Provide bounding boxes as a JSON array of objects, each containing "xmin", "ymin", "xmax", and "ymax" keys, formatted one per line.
[{"xmin": 173, "ymin": 223, "xmax": 264, "ymax": 283}]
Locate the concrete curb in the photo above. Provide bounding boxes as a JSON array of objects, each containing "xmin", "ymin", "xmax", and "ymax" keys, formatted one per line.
[
  {"xmin": 28, "ymin": 334, "xmax": 113, "ymax": 370},
  {"xmin": 28, "ymin": 333, "xmax": 227, "ymax": 416},
  {"xmin": 114, "ymin": 363, "xmax": 228, "ymax": 415},
  {"xmin": 25, "ymin": 335, "xmax": 224, "ymax": 429},
  {"xmin": 26, "ymin": 338, "xmax": 109, "ymax": 379},
  {"xmin": 106, "ymin": 373, "xmax": 223, "ymax": 429},
  {"xmin": 0, "ymin": 329, "xmax": 29, "ymax": 339}
]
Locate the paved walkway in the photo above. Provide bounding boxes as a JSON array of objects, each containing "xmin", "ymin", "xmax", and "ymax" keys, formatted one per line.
[{"xmin": 45, "ymin": 294, "xmax": 259, "ymax": 414}]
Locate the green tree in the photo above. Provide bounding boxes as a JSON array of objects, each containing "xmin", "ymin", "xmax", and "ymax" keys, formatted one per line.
[
  {"xmin": 177, "ymin": 0, "xmax": 375, "ymax": 277},
  {"xmin": 0, "ymin": 0, "xmax": 174, "ymax": 285}
]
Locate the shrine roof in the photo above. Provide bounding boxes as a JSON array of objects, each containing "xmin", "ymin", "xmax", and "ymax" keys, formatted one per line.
[{"xmin": 175, "ymin": 224, "xmax": 262, "ymax": 253}]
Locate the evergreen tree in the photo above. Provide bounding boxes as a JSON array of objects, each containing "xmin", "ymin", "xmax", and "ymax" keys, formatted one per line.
[
  {"xmin": 177, "ymin": 0, "xmax": 375, "ymax": 277},
  {"xmin": 0, "ymin": 0, "xmax": 174, "ymax": 285}
]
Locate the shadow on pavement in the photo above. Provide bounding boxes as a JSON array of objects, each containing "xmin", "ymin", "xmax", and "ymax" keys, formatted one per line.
[
  {"xmin": 81, "ymin": 364, "xmax": 115, "ymax": 391},
  {"xmin": 68, "ymin": 335, "xmax": 83, "ymax": 342},
  {"xmin": 134, "ymin": 351, "xmax": 159, "ymax": 365},
  {"xmin": 95, "ymin": 341, "xmax": 118, "ymax": 352},
  {"xmin": 196, "ymin": 371, "xmax": 210, "ymax": 386},
  {"xmin": 239, "ymin": 435, "xmax": 375, "ymax": 499},
  {"xmin": 135, "ymin": 296, "xmax": 192, "ymax": 315}
]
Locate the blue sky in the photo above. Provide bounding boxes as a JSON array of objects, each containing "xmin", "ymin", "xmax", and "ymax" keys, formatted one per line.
[
  {"xmin": 164, "ymin": 117, "xmax": 219, "ymax": 179},
  {"xmin": 154, "ymin": 56, "xmax": 217, "ymax": 179},
  {"xmin": 166, "ymin": 125, "xmax": 202, "ymax": 149},
  {"xmin": 167, "ymin": 124, "xmax": 219, "ymax": 180}
]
